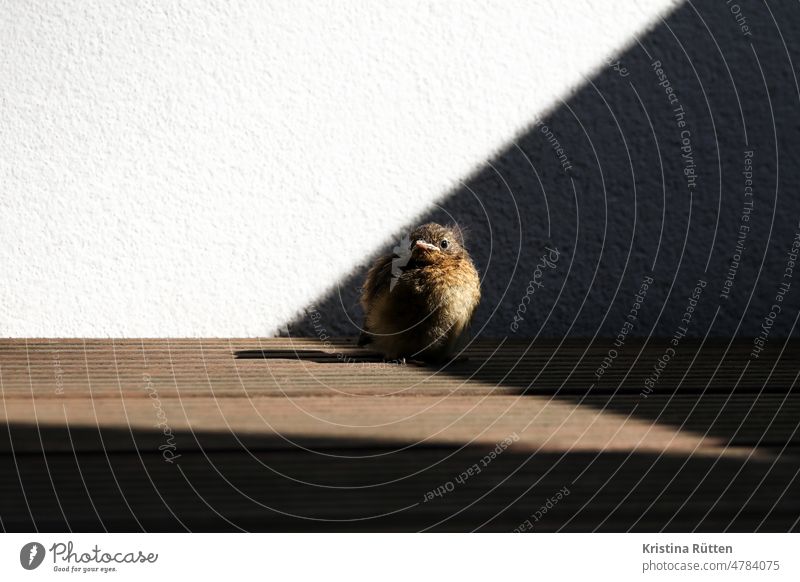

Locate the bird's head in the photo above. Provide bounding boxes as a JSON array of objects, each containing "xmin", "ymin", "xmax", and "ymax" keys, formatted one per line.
[{"xmin": 407, "ymin": 222, "xmax": 469, "ymax": 266}]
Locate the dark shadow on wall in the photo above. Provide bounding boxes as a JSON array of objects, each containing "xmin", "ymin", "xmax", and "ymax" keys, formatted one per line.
[
  {"xmin": 1, "ymin": 423, "xmax": 798, "ymax": 532},
  {"xmin": 284, "ymin": 0, "xmax": 800, "ymax": 340}
]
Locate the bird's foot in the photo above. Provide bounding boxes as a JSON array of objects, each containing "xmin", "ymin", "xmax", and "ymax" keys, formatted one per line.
[{"xmin": 383, "ymin": 357, "xmax": 429, "ymax": 367}]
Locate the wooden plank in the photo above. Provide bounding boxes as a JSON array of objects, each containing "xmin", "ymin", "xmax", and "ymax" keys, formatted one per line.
[
  {"xmin": 1, "ymin": 338, "xmax": 797, "ymax": 397},
  {"xmin": 0, "ymin": 338, "xmax": 798, "ymax": 532}
]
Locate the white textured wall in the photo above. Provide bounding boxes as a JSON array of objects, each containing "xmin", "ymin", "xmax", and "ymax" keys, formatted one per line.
[{"xmin": 1, "ymin": 0, "xmax": 679, "ymax": 336}]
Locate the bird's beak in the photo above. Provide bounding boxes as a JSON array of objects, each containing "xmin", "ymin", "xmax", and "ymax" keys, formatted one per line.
[{"xmin": 414, "ymin": 240, "xmax": 439, "ymax": 252}]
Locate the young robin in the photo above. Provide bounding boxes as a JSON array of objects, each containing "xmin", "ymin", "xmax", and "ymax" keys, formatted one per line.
[{"xmin": 358, "ymin": 222, "xmax": 480, "ymax": 362}]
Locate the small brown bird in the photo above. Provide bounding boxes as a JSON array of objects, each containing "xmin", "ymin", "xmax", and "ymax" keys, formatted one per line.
[{"xmin": 358, "ymin": 223, "xmax": 481, "ymax": 362}]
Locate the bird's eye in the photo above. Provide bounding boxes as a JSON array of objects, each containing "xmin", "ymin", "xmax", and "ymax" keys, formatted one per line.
[{"xmin": 440, "ymin": 239, "xmax": 449, "ymax": 249}]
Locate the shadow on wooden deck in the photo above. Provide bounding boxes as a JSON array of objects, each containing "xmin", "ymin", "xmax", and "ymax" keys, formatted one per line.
[{"xmin": 1, "ymin": 425, "xmax": 798, "ymax": 532}]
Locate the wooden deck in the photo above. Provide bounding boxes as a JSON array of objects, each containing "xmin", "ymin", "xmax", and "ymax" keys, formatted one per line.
[{"xmin": 0, "ymin": 337, "xmax": 798, "ymax": 532}]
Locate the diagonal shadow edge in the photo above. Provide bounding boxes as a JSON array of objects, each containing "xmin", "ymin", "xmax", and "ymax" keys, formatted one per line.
[{"xmin": 278, "ymin": 0, "xmax": 800, "ymax": 342}]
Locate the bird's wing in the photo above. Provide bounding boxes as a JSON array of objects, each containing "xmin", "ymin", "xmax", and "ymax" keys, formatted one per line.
[
  {"xmin": 360, "ymin": 253, "xmax": 395, "ymax": 310},
  {"xmin": 358, "ymin": 253, "xmax": 395, "ymax": 345},
  {"xmin": 461, "ymin": 269, "xmax": 482, "ymax": 339}
]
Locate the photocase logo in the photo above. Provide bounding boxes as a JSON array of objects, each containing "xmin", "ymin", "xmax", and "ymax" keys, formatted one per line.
[{"xmin": 20, "ymin": 542, "xmax": 46, "ymax": 570}]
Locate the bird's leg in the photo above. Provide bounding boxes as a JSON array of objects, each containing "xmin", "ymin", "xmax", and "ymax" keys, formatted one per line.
[
  {"xmin": 383, "ymin": 356, "xmax": 430, "ymax": 367},
  {"xmin": 406, "ymin": 358, "xmax": 429, "ymax": 367}
]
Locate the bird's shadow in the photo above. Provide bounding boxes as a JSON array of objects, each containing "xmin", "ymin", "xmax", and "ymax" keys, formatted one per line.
[
  {"xmin": 233, "ymin": 348, "xmax": 473, "ymax": 369},
  {"xmin": 234, "ymin": 348, "xmax": 384, "ymax": 363}
]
